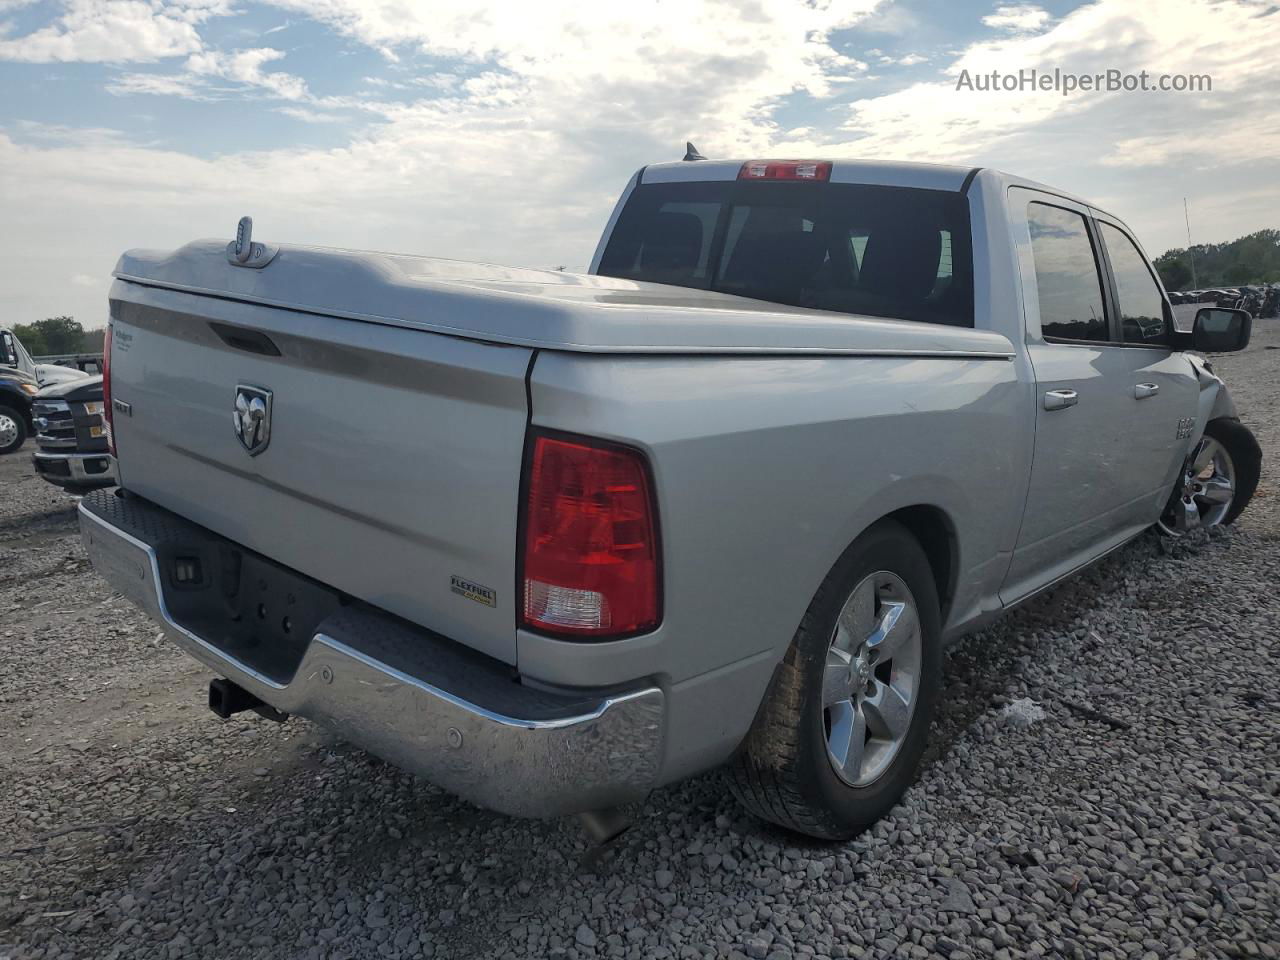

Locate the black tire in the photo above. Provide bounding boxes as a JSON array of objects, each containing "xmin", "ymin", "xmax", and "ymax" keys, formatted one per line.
[
  {"xmin": 0, "ymin": 405, "xmax": 27, "ymax": 455},
  {"xmin": 728, "ymin": 519, "xmax": 942, "ymax": 840},
  {"xmin": 1205, "ymin": 418, "xmax": 1261, "ymax": 526}
]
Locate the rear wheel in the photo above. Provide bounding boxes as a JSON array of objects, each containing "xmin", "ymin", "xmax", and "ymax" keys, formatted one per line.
[
  {"xmin": 1158, "ymin": 418, "xmax": 1260, "ymax": 535},
  {"xmin": 0, "ymin": 406, "xmax": 27, "ymax": 455},
  {"xmin": 728, "ymin": 520, "xmax": 942, "ymax": 839}
]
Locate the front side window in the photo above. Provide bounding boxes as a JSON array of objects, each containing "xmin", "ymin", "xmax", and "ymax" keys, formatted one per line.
[
  {"xmin": 599, "ymin": 180, "xmax": 974, "ymax": 328},
  {"xmin": 1026, "ymin": 202, "xmax": 1109, "ymax": 342},
  {"xmin": 1100, "ymin": 222, "xmax": 1169, "ymax": 346}
]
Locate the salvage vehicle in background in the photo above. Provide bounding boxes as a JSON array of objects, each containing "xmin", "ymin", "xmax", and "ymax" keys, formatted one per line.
[
  {"xmin": 2, "ymin": 326, "xmax": 91, "ymax": 388},
  {"xmin": 80, "ymin": 155, "xmax": 1260, "ymax": 841},
  {"xmin": 31, "ymin": 375, "xmax": 116, "ymax": 491},
  {"xmin": 0, "ymin": 364, "xmax": 39, "ymax": 455}
]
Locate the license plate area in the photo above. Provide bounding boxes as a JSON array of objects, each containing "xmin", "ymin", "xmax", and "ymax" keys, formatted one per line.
[{"xmin": 156, "ymin": 536, "xmax": 343, "ymax": 685}]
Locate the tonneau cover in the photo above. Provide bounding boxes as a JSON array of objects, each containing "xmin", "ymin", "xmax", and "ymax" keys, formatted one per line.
[{"xmin": 115, "ymin": 241, "xmax": 1013, "ymax": 357}]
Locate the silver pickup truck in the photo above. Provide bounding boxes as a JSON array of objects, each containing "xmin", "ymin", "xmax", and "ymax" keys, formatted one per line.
[{"xmin": 82, "ymin": 156, "xmax": 1259, "ymax": 841}]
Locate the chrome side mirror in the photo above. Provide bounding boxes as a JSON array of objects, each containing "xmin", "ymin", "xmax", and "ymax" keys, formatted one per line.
[{"xmin": 1193, "ymin": 307, "xmax": 1251, "ymax": 353}]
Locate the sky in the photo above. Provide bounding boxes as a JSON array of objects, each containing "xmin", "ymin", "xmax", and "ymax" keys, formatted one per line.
[{"xmin": 1, "ymin": 0, "xmax": 1277, "ymax": 330}]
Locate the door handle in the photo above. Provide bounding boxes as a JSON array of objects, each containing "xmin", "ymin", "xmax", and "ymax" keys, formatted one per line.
[
  {"xmin": 1134, "ymin": 382, "xmax": 1160, "ymax": 399},
  {"xmin": 1043, "ymin": 389, "xmax": 1078, "ymax": 411}
]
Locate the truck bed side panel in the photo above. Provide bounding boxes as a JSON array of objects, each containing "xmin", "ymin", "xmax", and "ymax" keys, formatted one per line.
[{"xmin": 523, "ymin": 350, "xmax": 1029, "ymax": 783}]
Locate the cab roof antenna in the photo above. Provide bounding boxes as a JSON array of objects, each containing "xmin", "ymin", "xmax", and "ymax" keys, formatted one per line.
[{"xmin": 683, "ymin": 141, "xmax": 706, "ymax": 162}]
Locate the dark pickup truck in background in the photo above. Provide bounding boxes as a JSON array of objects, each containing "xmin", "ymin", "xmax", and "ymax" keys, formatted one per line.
[
  {"xmin": 0, "ymin": 366, "xmax": 39, "ymax": 455},
  {"xmin": 30, "ymin": 376, "xmax": 116, "ymax": 490}
]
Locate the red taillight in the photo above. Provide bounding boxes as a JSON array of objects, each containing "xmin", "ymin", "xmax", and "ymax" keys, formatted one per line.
[
  {"xmin": 520, "ymin": 432, "xmax": 660, "ymax": 639},
  {"xmin": 738, "ymin": 160, "xmax": 832, "ymax": 182},
  {"xmin": 102, "ymin": 323, "xmax": 114, "ymax": 456}
]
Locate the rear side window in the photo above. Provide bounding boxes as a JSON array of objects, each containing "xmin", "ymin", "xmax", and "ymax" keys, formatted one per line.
[
  {"xmin": 599, "ymin": 180, "xmax": 974, "ymax": 328},
  {"xmin": 1026, "ymin": 202, "xmax": 1108, "ymax": 342},
  {"xmin": 1099, "ymin": 222, "xmax": 1169, "ymax": 346}
]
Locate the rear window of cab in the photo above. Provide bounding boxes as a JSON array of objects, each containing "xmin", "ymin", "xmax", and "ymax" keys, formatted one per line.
[{"xmin": 598, "ymin": 180, "xmax": 974, "ymax": 329}]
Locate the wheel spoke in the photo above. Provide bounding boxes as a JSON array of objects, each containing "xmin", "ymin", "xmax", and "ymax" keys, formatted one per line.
[
  {"xmin": 1190, "ymin": 439, "xmax": 1215, "ymax": 475},
  {"xmin": 822, "ymin": 649, "xmax": 853, "ymax": 707},
  {"xmin": 1197, "ymin": 478, "xmax": 1233, "ymax": 505},
  {"xmin": 838, "ymin": 577, "xmax": 878, "ymax": 647},
  {"xmin": 866, "ymin": 600, "xmax": 916, "ymax": 662},
  {"xmin": 863, "ymin": 682, "xmax": 911, "ymax": 740},
  {"xmin": 831, "ymin": 621, "xmax": 855, "ymax": 655},
  {"xmin": 826, "ymin": 701, "xmax": 866, "ymax": 780}
]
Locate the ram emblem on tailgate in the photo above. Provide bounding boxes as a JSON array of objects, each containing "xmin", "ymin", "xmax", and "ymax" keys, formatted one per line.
[{"xmin": 233, "ymin": 384, "xmax": 273, "ymax": 456}]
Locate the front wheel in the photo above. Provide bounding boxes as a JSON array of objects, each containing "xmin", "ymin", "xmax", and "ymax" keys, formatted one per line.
[
  {"xmin": 728, "ymin": 520, "xmax": 942, "ymax": 840},
  {"xmin": 1157, "ymin": 418, "xmax": 1261, "ymax": 535},
  {"xmin": 0, "ymin": 406, "xmax": 27, "ymax": 455}
]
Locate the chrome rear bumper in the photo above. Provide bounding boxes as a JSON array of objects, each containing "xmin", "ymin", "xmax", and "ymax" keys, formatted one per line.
[{"xmin": 78, "ymin": 490, "xmax": 664, "ymax": 818}]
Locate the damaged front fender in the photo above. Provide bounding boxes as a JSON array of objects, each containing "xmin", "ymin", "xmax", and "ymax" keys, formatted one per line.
[{"xmin": 1188, "ymin": 353, "xmax": 1237, "ymax": 435}]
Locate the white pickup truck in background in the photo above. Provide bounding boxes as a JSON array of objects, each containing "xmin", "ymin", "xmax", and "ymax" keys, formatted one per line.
[{"xmin": 81, "ymin": 155, "xmax": 1258, "ymax": 840}]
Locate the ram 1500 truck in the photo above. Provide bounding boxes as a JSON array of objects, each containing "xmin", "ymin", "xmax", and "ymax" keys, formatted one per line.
[{"xmin": 81, "ymin": 157, "xmax": 1259, "ymax": 840}]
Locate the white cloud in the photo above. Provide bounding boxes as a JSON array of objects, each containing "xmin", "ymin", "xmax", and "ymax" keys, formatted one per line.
[
  {"xmin": 108, "ymin": 70, "xmax": 207, "ymax": 97},
  {"xmin": 260, "ymin": 0, "xmax": 872, "ymax": 101},
  {"xmin": 877, "ymin": 52, "xmax": 929, "ymax": 66},
  {"xmin": 831, "ymin": 0, "xmax": 1278, "ymax": 172},
  {"xmin": 276, "ymin": 104, "xmax": 347, "ymax": 122},
  {"xmin": 855, "ymin": 3, "xmax": 922, "ymax": 36},
  {"xmin": 186, "ymin": 46, "xmax": 309, "ymax": 99},
  {"xmin": 982, "ymin": 4, "xmax": 1051, "ymax": 33},
  {"xmin": 0, "ymin": 0, "xmax": 232, "ymax": 63},
  {"xmin": 109, "ymin": 45, "xmax": 315, "ymax": 102}
]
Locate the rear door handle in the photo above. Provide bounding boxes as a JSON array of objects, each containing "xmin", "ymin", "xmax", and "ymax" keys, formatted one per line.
[
  {"xmin": 1134, "ymin": 382, "xmax": 1159, "ymax": 399},
  {"xmin": 1043, "ymin": 389, "xmax": 1078, "ymax": 411}
]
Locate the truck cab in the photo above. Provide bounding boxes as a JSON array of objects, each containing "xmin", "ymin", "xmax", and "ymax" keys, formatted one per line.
[{"xmin": 1, "ymin": 327, "xmax": 91, "ymax": 388}]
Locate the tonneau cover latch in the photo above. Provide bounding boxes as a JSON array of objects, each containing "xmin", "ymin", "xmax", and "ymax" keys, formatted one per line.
[{"xmin": 226, "ymin": 215, "xmax": 279, "ymax": 269}]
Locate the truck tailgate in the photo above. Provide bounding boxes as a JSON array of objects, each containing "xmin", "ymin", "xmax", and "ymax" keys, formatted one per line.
[{"xmin": 108, "ymin": 280, "xmax": 531, "ymax": 665}]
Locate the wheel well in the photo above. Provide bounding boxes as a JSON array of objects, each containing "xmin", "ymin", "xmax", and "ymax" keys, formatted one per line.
[
  {"xmin": 885, "ymin": 505, "xmax": 957, "ymax": 623},
  {"xmin": 0, "ymin": 401, "xmax": 29, "ymax": 424}
]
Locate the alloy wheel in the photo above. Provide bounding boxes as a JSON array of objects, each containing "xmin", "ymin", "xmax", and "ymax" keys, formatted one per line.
[
  {"xmin": 1158, "ymin": 436, "xmax": 1236, "ymax": 535},
  {"xmin": 822, "ymin": 571, "xmax": 922, "ymax": 787}
]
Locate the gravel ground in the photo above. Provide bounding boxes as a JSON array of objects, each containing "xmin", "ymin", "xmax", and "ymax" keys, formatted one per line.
[{"xmin": 2, "ymin": 330, "xmax": 1278, "ymax": 960}]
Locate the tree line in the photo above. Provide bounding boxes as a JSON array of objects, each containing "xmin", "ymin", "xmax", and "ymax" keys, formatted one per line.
[
  {"xmin": 1154, "ymin": 229, "xmax": 1280, "ymax": 292},
  {"xmin": 11, "ymin": 316, "xmax": 104, "ymax": 357}
]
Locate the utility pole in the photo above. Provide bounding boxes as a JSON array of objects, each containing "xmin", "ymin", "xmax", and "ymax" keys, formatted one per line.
[{"xmin": 1183, "ymin": 197, "xmax": 1198, "ymax": 289}]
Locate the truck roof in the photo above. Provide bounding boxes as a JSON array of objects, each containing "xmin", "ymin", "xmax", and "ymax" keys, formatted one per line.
[
  {"xmin": 638, "ymin": 158, "xmax": 1097, "ymax": 212},
  {"xmin": 640, "ymin": 158, "xmax": 978, "ymax": 192}
]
